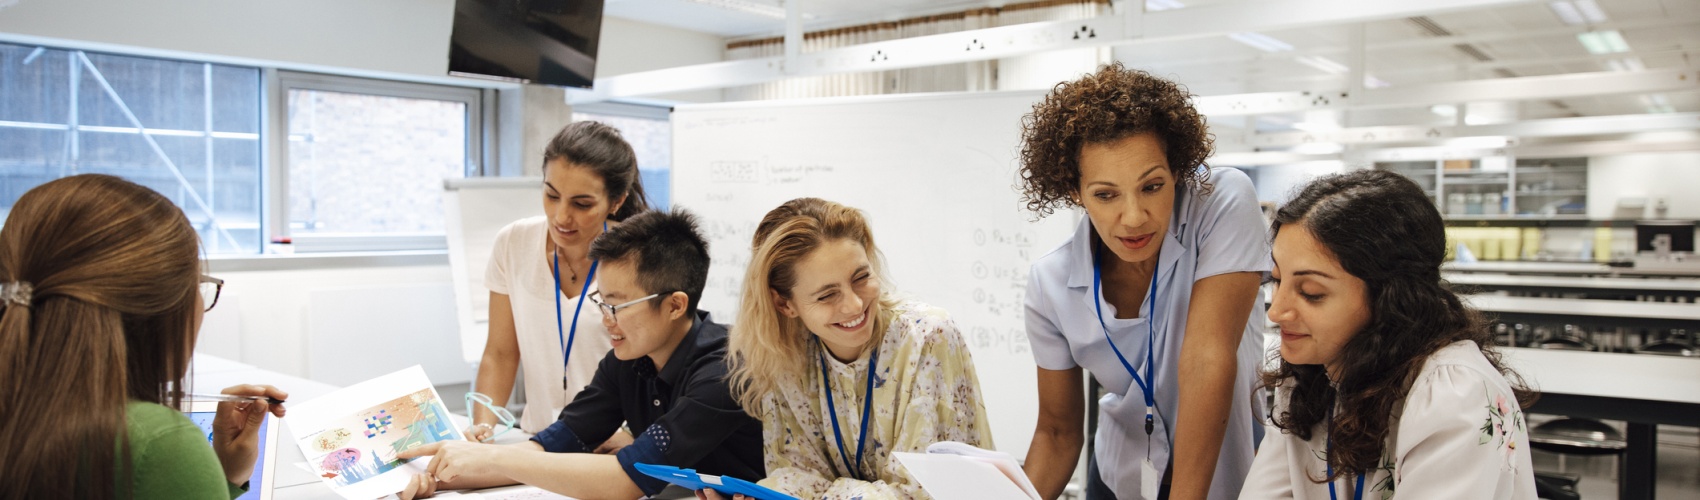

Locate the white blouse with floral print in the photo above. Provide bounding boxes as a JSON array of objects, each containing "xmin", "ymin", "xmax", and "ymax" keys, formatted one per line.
[
  {"xmin": 755, "ymin": 300, "xmax": 995, "ymax": 499},
  {"xmin": 1240, "ymin": 340, "xmax": 1537, "ymax": 500}
]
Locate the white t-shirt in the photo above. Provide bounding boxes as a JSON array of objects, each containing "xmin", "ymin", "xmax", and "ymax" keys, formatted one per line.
[
  {"xmin": 485, "ymin": 215, "xmax": 614, "ymax": 433},
  {"xmin": 1240, "ymin": 340, "xmax": 1538, "ymax": 499},
  {"xmin": 1025, "ymin": 167, "xmax": 1271, "ymax": 499}
]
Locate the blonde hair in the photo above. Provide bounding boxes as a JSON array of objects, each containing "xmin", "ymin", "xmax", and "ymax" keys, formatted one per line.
[{"xmin": 727, "ymin": 198, "xmax": 898, "ymax": 414}]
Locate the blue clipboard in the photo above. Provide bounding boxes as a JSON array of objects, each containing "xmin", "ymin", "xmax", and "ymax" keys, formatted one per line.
[{"xmin": 633, "ymin": 463, "xmax": 798, "ymax": 500}]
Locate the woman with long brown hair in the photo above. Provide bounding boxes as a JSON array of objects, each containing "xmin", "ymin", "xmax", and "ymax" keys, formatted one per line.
[
  {"xmin": 0, "ymin": 174, "xmax": 287, "ymax": 499},
  {"xmin": 466, "ymin": 121, "xmax": 648, "ymax": 444},
  {"xmin": 1241, "ymin": 170, "xmax": 1536, "ymax": 499}
]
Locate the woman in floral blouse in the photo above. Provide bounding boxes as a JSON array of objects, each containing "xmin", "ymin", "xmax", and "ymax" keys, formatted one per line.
[
  {"xmin": 1242, "ymin": 169, "xmax": 1537, "ymax": 499},
  {"xmin": 716, "ymin": 197, "xmax": 994, "ymax": 499}
]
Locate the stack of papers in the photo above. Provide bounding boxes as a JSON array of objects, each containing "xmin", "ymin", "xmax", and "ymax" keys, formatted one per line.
[{"xmin": 894, "ymin": 442, "xmax": 1040, "ymax": 500}]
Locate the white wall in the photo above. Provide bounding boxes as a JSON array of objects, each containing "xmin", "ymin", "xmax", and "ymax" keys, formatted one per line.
[
  {"xmin": 0, "ymin": 0, "xmax": 455, "ymax": 77},
  {"xmin": 196, "ymin": 260, "xmax": 459, "ymax": 382},
  {"xmin": 1586, "ymin": 151, "xmax": 1700, "ymax": 220},
  {"xmin": 0, "ymin": 1, "xmax": 726, "ymax": 94},
  {"xmin": 598, "ymin": 16, "xmax": 726, "ymax": 102}
]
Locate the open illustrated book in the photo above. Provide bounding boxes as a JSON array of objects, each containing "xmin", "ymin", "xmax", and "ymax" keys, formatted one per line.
[{"xmin": 893, "ymin": 441, "xmax": 1041, "ymax": 500}]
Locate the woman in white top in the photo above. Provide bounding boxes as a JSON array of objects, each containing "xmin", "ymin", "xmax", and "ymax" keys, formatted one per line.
[
  {"xmin": 468, "ymin": 122, "xmax": 649, "ymax": 438},
  {"xmin": 1020, "ymin": 64, "xmax": 1270, "ymax": 499},
  {"xmin": 1242, "ymin": 169, "xmax": 1536, "ymax": 499}
]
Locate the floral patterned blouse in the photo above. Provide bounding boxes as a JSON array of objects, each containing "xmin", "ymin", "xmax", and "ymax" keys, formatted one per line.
[
  {"xmin": 1240, "ymin": 340, "xmax": 1538, "ymax": 500},
  {"xmin": 755, "ymin": 300, "xmax": 995, "ymax": 499}
]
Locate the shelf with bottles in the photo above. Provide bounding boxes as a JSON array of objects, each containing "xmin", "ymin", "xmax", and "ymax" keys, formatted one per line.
[{"xmin": 1514, "ymin": 157, "xmax": 1588, "ymax": 216}]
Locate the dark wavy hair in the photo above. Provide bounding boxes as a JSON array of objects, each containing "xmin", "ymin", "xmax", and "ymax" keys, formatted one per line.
[
  {"xmin": 1262, "ymin": 169, "xmax": 1534, "ymax": 481},
  {"xmin": 1017, "ymin": 62, "xmax": 1214, "ymax": 217},
  {"xmin": 543, "ymin": 121, "xmax": 650, "ymax": 221},
  {"xmin": 588, "ymin": 209, "xmax": 711, "ymax": 314}
]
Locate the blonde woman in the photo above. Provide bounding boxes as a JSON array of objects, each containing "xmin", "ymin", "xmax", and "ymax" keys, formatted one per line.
[{"xmin": 716, "ymin": 197, "xmax": 993, "ymax": 499}]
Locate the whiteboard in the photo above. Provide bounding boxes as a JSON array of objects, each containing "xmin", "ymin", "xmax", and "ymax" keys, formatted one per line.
[
  {"xmin": 443, "ymin": 177, "xmax": 544, "ymax": 364},
  {"xmin": 672, "ymin": 90, "xmax": 1077, "ymax": 458}
]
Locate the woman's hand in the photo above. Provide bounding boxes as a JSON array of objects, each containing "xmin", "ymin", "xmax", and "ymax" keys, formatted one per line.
[
  {"xmin": 463, "ymin": 422, "xmax": 495, "ymax": 443},
  {"xmin": 399, "ymin": 471, "xmax": 441, "ymax": 500},
  {"xmin": 695, "ymin": 489, "xmax": 748, "ymax": 500},
  {"xmin": 210, "ymin": 384, "xmax": 289, "ymax": 486}
]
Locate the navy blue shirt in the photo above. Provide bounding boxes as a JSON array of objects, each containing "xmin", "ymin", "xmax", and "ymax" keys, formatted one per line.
[{"xmin": 530, "ymin": 311, "xmax": 764, "ymax": 496}]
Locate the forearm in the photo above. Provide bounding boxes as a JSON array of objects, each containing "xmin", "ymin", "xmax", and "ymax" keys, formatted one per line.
[
  {"xmin": 1170, "ymin": 346, "xmax": 1236, "ymax": 499},
  {"xmin": 1024, "ymin": 427, "xmax": 1085, "ymax": 500},
  {"xmin": 473, "ymin": 352, "xmax": 519, "ymax": 425},
  {"xmin": 497, "ymin": 450, "xmax": 643, "ymax": 500}
]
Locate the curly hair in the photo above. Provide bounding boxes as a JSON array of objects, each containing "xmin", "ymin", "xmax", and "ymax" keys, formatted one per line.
[
  {"xmin": 1262, "ymin": 170, "xmax": 1535, "ymax": 482},
  {"xmin": 1018, "ymin": 62, "xmax": 1214, "ymax": 217}
]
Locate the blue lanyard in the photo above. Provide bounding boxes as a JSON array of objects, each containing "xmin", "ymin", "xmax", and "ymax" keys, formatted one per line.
[
  {"xmin": 1091, "ymin": 253, "xmax": 1160, "ymax": 435},
  {"xmin": 552, "ymin": 222, "xmax": 604, "ymax": 390},
  {"xmin": 1326, "ymin": 408, "xmax": 1366, "ymax": 500},
  {"xmin": 818, "ymin": 339, "xmax": 878, "ymax": 481}
]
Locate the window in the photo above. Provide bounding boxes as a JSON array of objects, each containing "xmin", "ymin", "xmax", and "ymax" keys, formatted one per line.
[
  {"xmin": 0, "ymin": 42, "xmax": 263, "ymax": 253},
  {"xmin": 279, "ymin": 73, "xmax": 484, "ymax": 249},
  {"xmin": 572, "ymin": 102, "xmax": 671, "ymax": 211}
]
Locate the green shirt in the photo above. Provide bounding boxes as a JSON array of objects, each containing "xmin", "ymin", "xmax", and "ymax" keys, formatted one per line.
[{"xmin": 122, "ymin": 401, "xmax": 248, "ymax": 499}]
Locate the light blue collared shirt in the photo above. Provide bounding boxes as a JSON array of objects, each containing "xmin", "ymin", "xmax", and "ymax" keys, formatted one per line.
[{"xmin": 1024, "ymin": 167, "xmax": 1271, "ymax": 499}]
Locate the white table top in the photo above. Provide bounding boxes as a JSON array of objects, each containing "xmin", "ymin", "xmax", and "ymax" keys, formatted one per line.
[
  {"xmin": 1465, "ymin": 294, "xmax": 1700, "ymax": 321},
  {"xmin": 1447, "ymin": 273, "xmax": 1700, "ymax": 293},
  {"xmin": 1445, "ymin": 261, "xmax": 1617, "ymax": 275},
  {"xmin": 1500, "ymin": 347, "xmax": 1700, "ymax": 405}
]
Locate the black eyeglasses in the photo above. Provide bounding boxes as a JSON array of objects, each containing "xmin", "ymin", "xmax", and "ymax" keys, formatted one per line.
[
  {"xmin": 200, "ymin": 274, "xmax": 224, "ymax": 312},
  {"xmin": 587, "ymin": 290, "xmax": 676, "ymax": 324}
]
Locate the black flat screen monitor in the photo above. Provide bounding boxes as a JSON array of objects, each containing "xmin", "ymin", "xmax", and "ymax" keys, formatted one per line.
[
  {"xmin": 1635, "ymin": 220, "xmax": 1696, "ymax": 253},
  {"xmin": 449, "ymin": 0, "xmax": 605, "ymax": 88}
]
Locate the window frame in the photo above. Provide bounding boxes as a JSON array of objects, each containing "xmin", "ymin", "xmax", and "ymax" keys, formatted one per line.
[{"xmin": 268, "ymin": 71, "xmax": 488, "ymax": 252}]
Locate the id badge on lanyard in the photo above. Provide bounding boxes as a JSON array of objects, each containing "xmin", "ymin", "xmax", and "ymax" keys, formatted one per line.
[
  {"xmin": 553, "ymin": 222, "xmax": 606, "ymax": 390},
  {"xmin": 1092, "ymin": 254, "xmax": 1163, "ymax": 500}
]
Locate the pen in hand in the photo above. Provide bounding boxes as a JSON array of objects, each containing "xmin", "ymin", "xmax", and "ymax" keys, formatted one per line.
[{"xmin": 179, "ymin": 392, "xmax": 287, "ymax": 405}]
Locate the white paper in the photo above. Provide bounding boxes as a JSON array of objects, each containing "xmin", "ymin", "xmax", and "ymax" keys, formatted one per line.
[
  {"xmin": 923, "ymin": 442, "xmax": 1041, "ymax": 500},
  {"xmin": 284, "ymin": 365, "xmax": 465, "ymax": 500},
  {"xmin": 894, "ymin": 452, "xmax": 1035, "ymax": 500}
]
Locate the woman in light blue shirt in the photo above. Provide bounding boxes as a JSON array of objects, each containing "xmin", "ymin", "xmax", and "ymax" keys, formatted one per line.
[{"xmin": 1018, "ymin": 63, "xmax": 1271, "ymax": 500}]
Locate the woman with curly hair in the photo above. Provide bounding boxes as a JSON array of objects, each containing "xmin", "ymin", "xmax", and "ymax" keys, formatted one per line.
[
  {"xmin": 1019, "ymin": 63, "xmax": 1271, "ymax": 500},
  {"xmin": 1241, "ymin": 170, "xmax": 1535, "ymax": 499}
]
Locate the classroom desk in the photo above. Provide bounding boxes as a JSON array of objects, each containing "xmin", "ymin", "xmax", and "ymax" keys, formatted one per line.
[
  {"xmin": 1501, "ymin": 347, "xmax": 1700, "ymax": 500},
  {"xmin": 1465, "ymin": 294, "xmax": 1700, "ymax": 329},
  {"xmin": 1446, "ymin": 273, "xmax": 1700, "ymax": 296}
]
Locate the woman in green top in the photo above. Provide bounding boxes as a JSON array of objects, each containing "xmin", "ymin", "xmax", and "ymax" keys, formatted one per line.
[{"xmin": 0, "ymin": 174, "xmax": 288, "ymax": 499}]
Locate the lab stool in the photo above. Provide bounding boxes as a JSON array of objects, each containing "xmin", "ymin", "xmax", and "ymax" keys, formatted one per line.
[{"xmin": 1529, "ymin": 418, "xmax": 1627, "ymax": 499}]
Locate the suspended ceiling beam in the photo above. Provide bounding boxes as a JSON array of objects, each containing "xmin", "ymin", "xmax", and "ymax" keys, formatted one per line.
[{"xmin": 577, "ymin": 0, "xmax": 1547, "ymax": 101}]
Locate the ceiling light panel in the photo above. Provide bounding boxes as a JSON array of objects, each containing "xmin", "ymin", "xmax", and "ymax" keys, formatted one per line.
[
  {"xmin": 1296, "ymin": 55, "xmax": 1349, "ymax": 74},
  {"xmin": 1227, "ymin": 32, "xmax": 1294, "ymax": 52},
  {"xmin": 1577, "ymin": 30, "xmax": 1630, "ymax": 54},
  {"xmin": 683, "ymin": 0, "xmax": 785, "ymax": 19},
  {"xmin": 1146, "ymin": 0, "xmax": 1185, "ymax": 12}
]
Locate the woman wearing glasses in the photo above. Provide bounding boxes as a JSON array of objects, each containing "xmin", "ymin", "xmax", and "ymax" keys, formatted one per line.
[
  {"xmin": 716, "ymin": 197, "xmax": 993, "ymax": 499},
  {"xmin": 0, "ymin": 174, "xmax": 287, "ymax": 498},
  {"xmin": 468, "ymin": 121, "xmax": 649, "ymax": 443}
]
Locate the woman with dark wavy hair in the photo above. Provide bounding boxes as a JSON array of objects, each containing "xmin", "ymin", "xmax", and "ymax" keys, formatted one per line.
[
  {"xmin": 1019, "ymin": 63, "xmax": 1271, "ymax": 500},
  {"xmin": 1241, "ymin": 169, "xmax": 1536, "ymax": 499}
]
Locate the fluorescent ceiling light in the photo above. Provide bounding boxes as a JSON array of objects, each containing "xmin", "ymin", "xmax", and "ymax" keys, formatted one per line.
[
  {"xmin": 1295, "ymin": 55, "xmax": 1349, "ymax": 74},
  {"xmin": 1577, "ymin": 30, "xmax": 1630, "ymax": 54},
  {"xmin": 1550, "ymin": 0, "xmax": 1608, "ymax": 25},
  {"xmin": 1549, "ymin": 1, "xmax": 1584, "ymax": 25},
  {"xmin": 1146, "ymin": 0, "xmax": 1185, "ymax": 11},
  {"xmin": 1641, "ymin": 94, "xmax": 1675, "ymax": 114},
  {"xmin": 684, "ymin": 0, "xmax": 785, "ymax": 19},
  {"xmin": 1431, "ymin": 104, "xmax": 1459, "ymax": 118},
  {"xmin": 1574, "ymin": 0, "xmax": 1608, "ymax": 23},
  {"xmin": 1364, "ymin": 74, "xmax": 1391, "ymax": 89},
  {"xmin": 1227, "ymin": 32, "xmax": 1293, "ymax": 52}
]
